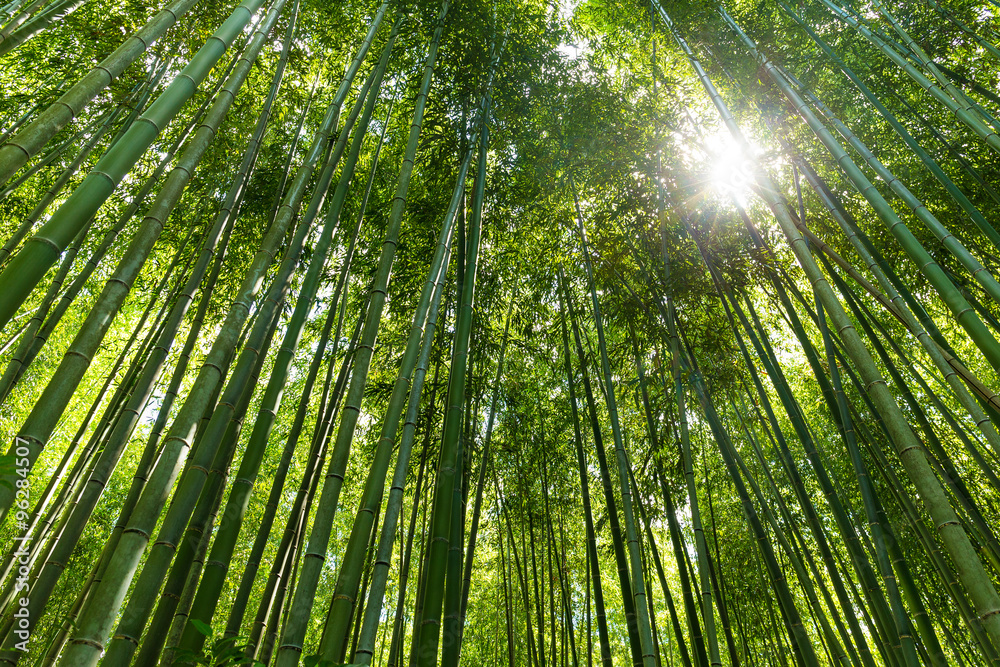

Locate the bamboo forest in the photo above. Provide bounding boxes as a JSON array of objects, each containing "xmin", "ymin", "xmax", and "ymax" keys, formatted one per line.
[{"xmin": 5, "ymin": 0, "xmax": 1000, "ymax": 665}]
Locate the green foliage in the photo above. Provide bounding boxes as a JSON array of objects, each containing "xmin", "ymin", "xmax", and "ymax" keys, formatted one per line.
[{"xmin": 171, "ymin": 621, "xmax": 262, "ymax": 666}]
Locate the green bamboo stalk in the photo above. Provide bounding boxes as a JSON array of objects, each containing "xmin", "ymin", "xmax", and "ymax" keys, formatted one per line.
[
  {"xmin": 0, "ymin": 84, "xmax": 214, "ymax": 402},
  {"xmin": 346, "ymin": 503, "xmax": 381, "ymax": 661},
  {"xmin": 0, "ymin": 94, "xmax": 49, "ymax": 146},
  {"xmin": 358, "ymin": 329, "xmax": 445, "ymax": 666},
  {"xmin": 632, "ymin": 463, "xmax": 685, "ymax": 667},
  {"xmin": 559, "ymin": 487, "xmax": 580, "ymax": 667},
  {"xmin": 50, "ymin": 41, "xmax": 395, "ymax": 667},
  {"xmin": 799, "ymin": 155, "xmax": 1000, "ymax": 649},
  {"xmin": 723, "ymin": 14, "xmax": 1000, "ymax": 377},
  {"xmin": 784, "ymin": 71, "xmax": 1000, "ymax": 308},
  {"xmin": 96, "ymin": 16, "xmax": 389, "ymax": 663},
  {"xmin": 816, "ymin": 0, "xmax": 1000, "ymax": 154},
  {"xmin": 0, "ymin": 219, "xmax": 94, "ymax": 401},
  {"xmin": 60, "ymin": 263, "xmax": 290, "ymax": 666},
  {"xmin": 0, "ymin": 0, "xmax": 270, "ymax": 332},
  {"xmin": 649, "ymin": 219, "xmax": 703, "ymax": 667},
  {"xmin": 37, "ymin": 308, "xmax": 255, "ymax": 663},
  {"xmin": 244, "ymin": 297, "xmax": 368, "ymax": 659},
  {"xmin": 102, "ymin": 55, "xmax": 175, "ymax": 149},
  {"xmin": 259, "ymin": 496, "xmax": 312, "ymax": 663},
  {"xmin": 867, "ymin": 0, "xmax": 994, "ymax": 128},
  {"xmin": 852, "ymin": 407, "xmax": 1000, "ymax": 663},
  {"xmin": 10, "ymin": 0, "xmax": 383, "ymax": 542},
  {"xmin": 571, "ymin": 281, "xmax": 651, "ymax": 667},
  {"xmin": 0, "ymin": 73, "xmax": 154, "ymax": 207},
  {"xmin": 0, "ymin": 0, "xmax": 87, "ymax": 55},
  {"xmin": 244, "ymin": 359, "xmax": 336, "ymax": 654},
  {"xmin": 815, "ymin": 292, "xmax": 949, "ymax": 664},
  {"xmin": 176, "ymin": 17, "xmax": 401, "ymax": 657},
  {"xmin": 711, "ymin": 257, "xmax": 895, "ymax": 666},
  {"xmin": 106, "ymin": 78, "xmax": 320, "ymax": 604},
  {"xmin": 0, "ymin": 222, "xmax": 197, "ymax": 616},
  {"xmin": 0, "ymin": 76, "xmax": 163, "ymax": 341},
  {"xmin": 122, "ymin": 294, "xmax": 285, "ymax": 665},
  {"xmin": 823, "ymin": 228, "xmax": 1000, "ymax": 441},
  {"xmin": 539, "ymin": 464, "xmax": 579, "ymax": 667},
  {"xmin": 180, "ymin": 55, "xmax": 388, "ymax": 650},
  {"xmin": 542, "ymin": 447, "xmax": 557, "ymax": 666},
  {"xmin": 117, "ymin": 8, "xmax": 297, "ymax": 659},
  {"xmin": 0, "ymin": 123, "xmax": 84, "ymax": 204},
  {"xmin": 0, "ymin": 299, "xmax": 199, "ymax": 664},
  {"xmin": 791, "ymin": 158, "xmax": 1000, "ymax": 450},
  {"xmin": 412, "ymin": 75, "xmax": 490, "ymax": 667},
  {"xmin": 653, "ymin": 7, "xmax": 863, "ymax": 665},
  {"xmin": 555, "ymin": 271, "xmax": 613, "ymax": 667},
  {"xmin": 273, "ymin": 5, "xmax": 450, "ymax": 661},
  {"xmin": 886, "ymin": 85, "xmax": 1000, "ymax": 208},
  {"xmin": 777, "ymin": 0, "xmax": 1000, "ymax": 255},
  {"xmin": 702, "ymin": 9, "xmax": 1000, "ymax": 647},
  {"xmin": 655, "ymin": 298, "xmax": 721, "ymax": 667},
  {"xmin": 0, "ymin": 0, "xmax": 51, "ymax": 49},
  {"xmin": 697, "ymin": 468, "xmax": 741, "ymax": 667},
  {"xmin": 754, "ymin": 263, "xmax": 922, "ymax": 667},
  {"xmin": 0, "ymin": 253, "xmax": 193, "ymax": 663},
  {"xmin": 651, "ymin": 467, "xmax": 697, "ymax": 667},
  {"xmin": 82, "ymin": 214, "xmax": 235, "ymax": 607},
  {"xmin": 831, "ymin": 262, "xmax": 1000, "ymax": 573},
  {"xmin": 729, "ymin": 395, "xmax": 860, "ymax": 667},
  {"xmin": 456, "ymin": 296, "xmax": 514, "ymax": 634},
  {"xmin": 158, "ymin": 484, "xmax": 224, "ymax": 663},
  {"xmin": 682, "ymin": 347, "xmax": 821, "ymax": 667},
  {"xmin": 499, "ymin": 497, "xmax": 515, "ymax": 667},
  {"xmin": 0, "ymin": 14, "xmax": 292, "ymax": 638},
  {"xmin": 0, "ymin": 0, "xmax": 280, "ymax": 514},
  {"xmin": 526, "ymin": 481, "xmax": 546, "ymax": 667},
  {"xmin": 319, "ymin": 124, "xmax": 467, "ymax": 663},
  {"xmin": 442, "ymin": 389, "xmax": 474, "ymax": 666},
  {"xmin": 498, "ymin": 488, "xmax": 538, "ymax": 667},
  {"xmin": 921, "ymin": 0, "xmax": 1000, "ymax": 61},
  {"xmin": 570, "ymin": 175, "xmax": 656, "ymax": 667},
  {"xmin": 515, "ymin": 491, "xmax": 539, "ymax": 666},
  {"xmin": 843, "ymin": 371, "xmax": 990, "ymax": 661},
  {"xmin": 0, "ymin": 105, "xmax": 121, "ymax": 264},
  {"xmin": 222, "ymin": 121, "xmax": 386, "ymax": 665},
  {"xmin": 3, "ymin": 240, "xmax": 188, "ymax": 565},
  {"xmin": 253, "ymin": 490, "xmax": 312, "ymax": 662},
  {"xmin": 0, "ymin": 0, "xmax": 199, "ymax": 185},
  {"xmin": 221, "ymin": 91, "xmax": 384, "ymax": 642}
]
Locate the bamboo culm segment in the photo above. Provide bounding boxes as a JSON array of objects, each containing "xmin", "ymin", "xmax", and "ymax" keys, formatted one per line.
[
  {"xmin": 671, "ymin": 1, "xmax": 1000, "ymax": 650},
  {"xmin": 0, "ymin": 0, "xmax": 201, "ymax": 185},
  {"xmin": 274, "ymin": 5, "xmax": 450, "ymax": 662},
  {"xmin": 0, "ymin": 0, "xmax": 281, "ymax": 520},
  {"xmin": 0, "ymin": 0, "xmax": 268, "ymax": 333}
]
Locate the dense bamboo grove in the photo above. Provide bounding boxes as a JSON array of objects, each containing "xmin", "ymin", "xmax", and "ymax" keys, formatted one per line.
[{"xmin": 1, "ymin": 0, "xmax": 1000, "ymax": 664}]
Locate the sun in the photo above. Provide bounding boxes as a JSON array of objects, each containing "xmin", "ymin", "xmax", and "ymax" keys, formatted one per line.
[
  {"xmin": 709, "ymin": 138, "xmax": 754, "ymax": 206},
  {"xmin": 710, "ymin": 152, "xmax": 755, "ymax": 206},
  {"xmin": 705, "ymin": 128, "xmax": 757, "ymax": 206}
]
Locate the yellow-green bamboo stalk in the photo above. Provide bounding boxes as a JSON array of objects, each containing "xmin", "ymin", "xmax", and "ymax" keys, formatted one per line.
[{"xmin": 0, "ymin": 0, "xmax": 268, "ymax": 332}]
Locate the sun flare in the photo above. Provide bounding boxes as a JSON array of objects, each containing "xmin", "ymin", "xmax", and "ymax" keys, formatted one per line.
[{"xmin": 704, "ymin": 128, "xmax": 757, "ymax": 206}]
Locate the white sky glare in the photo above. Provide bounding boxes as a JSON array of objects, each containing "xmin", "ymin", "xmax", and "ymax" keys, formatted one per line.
[{"xmin": 555, "ymin": 0, "xmax": 586, "ymax": 60}]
